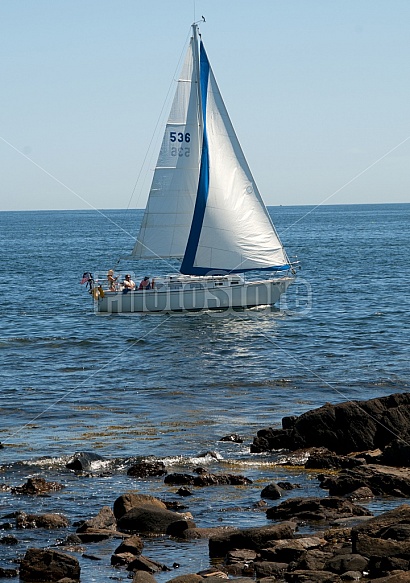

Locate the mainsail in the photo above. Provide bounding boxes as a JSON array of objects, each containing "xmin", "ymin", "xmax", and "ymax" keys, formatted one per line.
[{"xmin": 132, "ymin": 24, "xmax": 290, "ymax": 274}]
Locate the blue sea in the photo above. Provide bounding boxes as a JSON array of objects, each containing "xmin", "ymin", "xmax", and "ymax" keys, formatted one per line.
[{"xmin": 0, "ymin": 203, "xmax": 409, "ymax": 581}]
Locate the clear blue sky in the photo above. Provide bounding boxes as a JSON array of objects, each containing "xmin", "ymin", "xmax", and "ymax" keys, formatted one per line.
[{"xmin": 1, "ymin": 0, "xmax": 409, "ymax": 210}]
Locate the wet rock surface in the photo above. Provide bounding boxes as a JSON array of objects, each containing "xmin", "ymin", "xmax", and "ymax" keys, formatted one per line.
[{"xmin": 3, "ymin": 393, "xmax": 410, "ymax": 581}]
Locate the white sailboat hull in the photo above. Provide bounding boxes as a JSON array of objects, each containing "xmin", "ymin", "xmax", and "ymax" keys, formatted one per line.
[{"xmin": 95, "ymin": 276, "xmax": 294, "ymax": 314}]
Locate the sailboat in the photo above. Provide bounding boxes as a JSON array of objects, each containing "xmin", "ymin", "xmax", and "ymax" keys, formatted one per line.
[{"xmin": 92, "ymin": 22, "xmax": 295, "ymax": 313}]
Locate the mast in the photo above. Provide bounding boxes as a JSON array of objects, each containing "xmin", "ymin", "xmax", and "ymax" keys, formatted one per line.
[{"xmin": 191, "ymin": 23, "xmax": 203, "ymax": 151}]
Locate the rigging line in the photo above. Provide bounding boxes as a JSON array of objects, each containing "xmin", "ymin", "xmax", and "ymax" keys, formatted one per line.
[
  {"xmin": 125, "ymin": 27, "xmax": 193, "ymax": 213},
  {"xmin": 279, "ymin": 133, "xmax": 410, "ymax": 237},
  {"xmin": 0, "ymin": 135, "xmax": 135, "ymax": 241},
  {"xmin": 236, "ymin": 310, "xmax": 410, "ymax": 448},
  {"xmin": 1, "ymin": 314, "xmax": 174, "ymax": 445}
]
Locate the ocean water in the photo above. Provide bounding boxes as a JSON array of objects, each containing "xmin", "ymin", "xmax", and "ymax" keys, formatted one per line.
[{"xmin": 0, "ymin": 203, "xmax": 409, "ymax": 580}]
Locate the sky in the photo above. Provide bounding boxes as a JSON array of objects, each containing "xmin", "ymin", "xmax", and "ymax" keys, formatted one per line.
[{"xmin": 1, "ymin": 0, "xmax": 410, "ymax": 211}]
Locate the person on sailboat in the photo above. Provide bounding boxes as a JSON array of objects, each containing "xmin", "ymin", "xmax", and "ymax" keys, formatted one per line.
[
  {"xmin": 123, "ymin": 274, "xmax": 136, "ymax": 291},
  {"xmin": 138, "ymin": 276, "xmax": 151, "ymax": 290},
  {"xmin": 107, "ymin": 269, "xmax": 118, "ymax": 291}
]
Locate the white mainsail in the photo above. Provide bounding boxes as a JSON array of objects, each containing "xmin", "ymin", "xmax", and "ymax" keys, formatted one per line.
[
  {"xmin": 133, "ymin": 24, "xmax": 290, "ymax": 275},
  {"xmin": 132, "ymin": 36, "xmax": 201, "ymax": 259}
]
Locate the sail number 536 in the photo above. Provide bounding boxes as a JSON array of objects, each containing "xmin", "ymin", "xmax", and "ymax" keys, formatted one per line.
[{"xmin": 170, "ymin": 132, "xmax": 190, "ymax": 143}]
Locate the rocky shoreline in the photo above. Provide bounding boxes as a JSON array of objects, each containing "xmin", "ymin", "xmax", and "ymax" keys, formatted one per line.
[{"xmin": 2, "ymin": 392, "xmax": 410, "ymax": 582}]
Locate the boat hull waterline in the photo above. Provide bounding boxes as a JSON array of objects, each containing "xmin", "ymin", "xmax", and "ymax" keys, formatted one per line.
[{"xmin": 95, "ymin": 277, "xmax": 294, "ymax": 314}]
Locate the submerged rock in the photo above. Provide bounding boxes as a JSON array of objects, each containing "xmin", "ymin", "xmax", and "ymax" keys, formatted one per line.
[
  {"xmin": 66, "ymin": 451, "xmax": 105, "ymax": 472},
  {"xmin": 127, "ymin": 460, "xmax": 167, "ymax": 478},
  {"xmin": 164, "ymin": 472, "xmax": 252, "ymax": 487},
  {"xmin": 16, "ymin": 511, "xmax": 69, "ymax": 529},
  {"xmin": 11, "ymin": 476, "xmax": 65, "ymax": 495},
  {"xmin": 219, "ymin": 434, "xmax": 244, "ymax": 443},
  {"xmin": 261, "ymin": 482, "xmax": 284, "ymax": 499}
]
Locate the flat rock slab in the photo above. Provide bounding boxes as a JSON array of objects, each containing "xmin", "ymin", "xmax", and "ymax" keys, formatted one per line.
[
  {"xmin": 320, "ymin": 464, "xmax": 410, "ymax": 497},
  {"xmin": 266, "ymin": 496, "xmax": 371, "ymax": 524},
  {"xmin": 209, "ymin": 522, "xmax": 296, "ymax": 557}
]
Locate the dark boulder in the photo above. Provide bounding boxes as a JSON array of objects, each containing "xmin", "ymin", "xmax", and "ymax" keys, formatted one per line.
[
  {"xmin": 118, "ymin": 505, "xmax": 195, "ymax": 534},
  {"xmin": 164, "ymin": 472, "xmax": 252, "ymax": 487},
  {"xmin": 164, "ymin": 473, "xmax": 196, "ymax": 485},
  {"xmin": 251, "ymin": 392, "xmax": 410, "ymax": 455},
  {"xmin": 261, "ymin": 482, "xmax": 283, "ymax": 499},
  {"xmin": 193, "ymin": 473, "xmax": 252, "ymax": 486},
  {"xmin": 20, "ymin": 548, "xmax": 80, "ymax": 582},
  {"xmin": 177, "ymin": 487, "xmax": 192, "ymax": 496},
  {"xmin": 66, "ymin": 451, "xmax": 104, "ymax": 472},
  {"xmin": 266, "ymin": 496, "xmax": 371, "ymax": 524},
  {"xmin": 113, "ymin": 493, "xmax": 167, "ymax": 519}
]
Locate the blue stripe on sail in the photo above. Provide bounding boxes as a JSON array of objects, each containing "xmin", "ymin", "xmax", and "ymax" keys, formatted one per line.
[
  {"xmin": 180, "ymin": 41, "xmax": 210, "ymax": 275},
  {"xmin": 180, "ymin": 42, "xmax": 291, "ymax": 277}
]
